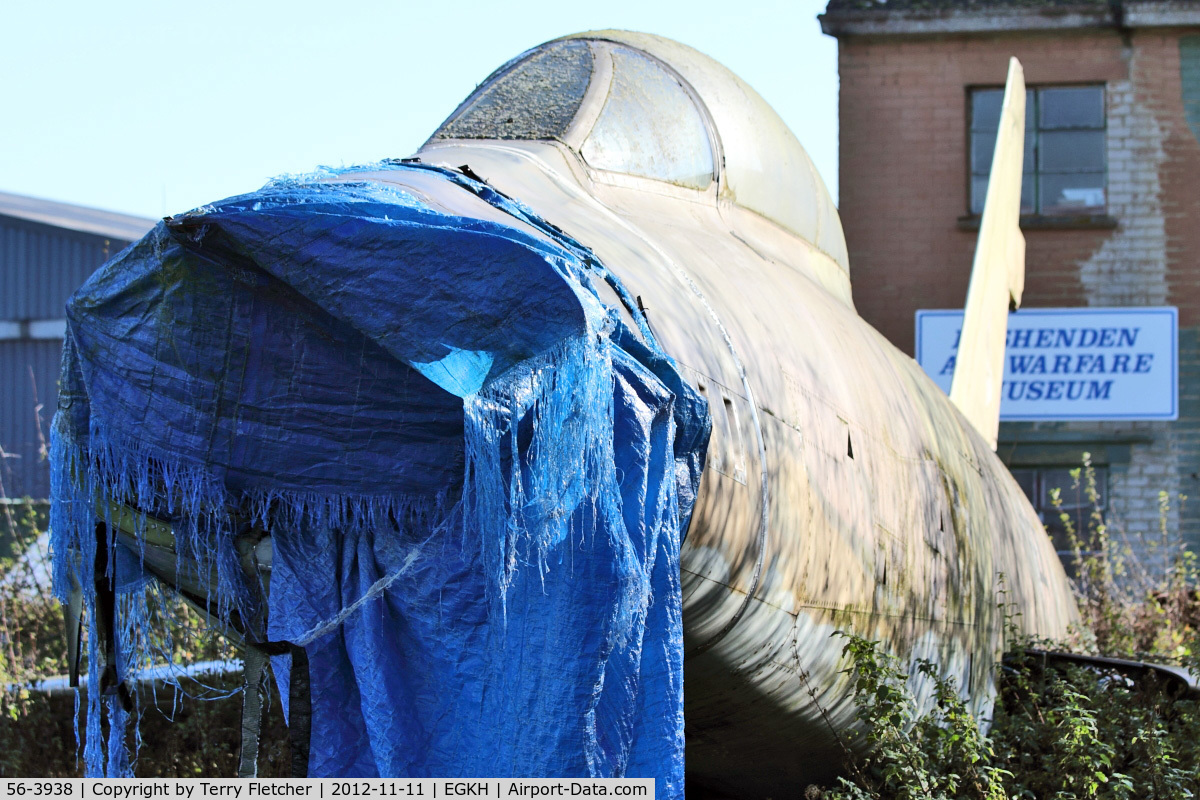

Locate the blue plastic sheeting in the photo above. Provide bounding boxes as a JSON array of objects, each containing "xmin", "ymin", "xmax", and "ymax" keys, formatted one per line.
[{"xmin": 50, "ymin": 163, "xmax": 709, "ymax": 795}]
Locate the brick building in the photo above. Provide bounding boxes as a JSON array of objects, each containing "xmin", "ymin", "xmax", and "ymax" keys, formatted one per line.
[{"xmin": 820, "ymin": 0, "xmax": 1200, "ymax": 572}]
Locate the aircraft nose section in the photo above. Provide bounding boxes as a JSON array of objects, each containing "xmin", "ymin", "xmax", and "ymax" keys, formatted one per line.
[
  {"xmin": 58, "ymin": 177, "xmax": 592, "ymax": 500},
  {"xmin": 50, "ymin": 168, "xmax": 711, "ymax": 785}
]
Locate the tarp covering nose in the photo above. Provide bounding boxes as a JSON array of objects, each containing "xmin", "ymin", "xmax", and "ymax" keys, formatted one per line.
[{"xmin": 49, "ymin": 164, "xmax": 709, "ymax": 797}]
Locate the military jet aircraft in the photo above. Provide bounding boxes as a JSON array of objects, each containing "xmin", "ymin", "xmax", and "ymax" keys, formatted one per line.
[
  {"xmin": 407, "ymin": 31, "xmax": 1078, "ymax": 794},
  {"xmin": 53, "ymin": 29, "xmax": 1077, "ymax": 797}
]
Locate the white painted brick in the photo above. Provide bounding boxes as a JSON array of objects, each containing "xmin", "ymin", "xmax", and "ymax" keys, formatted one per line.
[{"xmin": 1081, "ymin": 74, "xmax": 1166, "ymax": 309}]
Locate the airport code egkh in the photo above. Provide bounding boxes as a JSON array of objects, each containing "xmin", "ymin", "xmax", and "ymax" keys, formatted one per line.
[{"xmin": 1, "ymin": 782, "xmax": 653, "ymax": 800}]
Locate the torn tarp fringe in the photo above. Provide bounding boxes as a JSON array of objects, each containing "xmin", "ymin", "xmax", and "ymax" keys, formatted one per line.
[{"xmin": 49, "ymin": 164, "xmax": 707, "ymax": 794}]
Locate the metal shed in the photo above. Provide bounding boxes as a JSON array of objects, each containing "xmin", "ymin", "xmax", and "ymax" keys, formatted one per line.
[{"xmin": 0, "ymin": 192, "xmax": 153, "ymax": 499}]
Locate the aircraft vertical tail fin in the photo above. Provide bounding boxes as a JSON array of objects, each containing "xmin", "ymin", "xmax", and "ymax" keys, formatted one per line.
[{"xmin": 950, "ymin": 57, "xmax": 1027, "ymax": 450}]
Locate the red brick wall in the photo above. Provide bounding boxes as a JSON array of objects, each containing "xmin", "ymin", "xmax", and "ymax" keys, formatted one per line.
[
  {"xmin": 1132, "ymin": 32, "xmax": 1200, "ymax": 325},
  {"xmin": 838, "ymin": 27, "xmax": 1200, "ymax": 354}
]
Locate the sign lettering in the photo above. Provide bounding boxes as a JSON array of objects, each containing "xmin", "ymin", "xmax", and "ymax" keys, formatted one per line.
[{"xmin": 915, "ymin": 307, "xmax": 1177, "ymax": 421}]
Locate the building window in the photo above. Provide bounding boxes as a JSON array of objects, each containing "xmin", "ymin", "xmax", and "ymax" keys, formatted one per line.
[
  {"xmin": 970, "ymin": 86, "xmax": 1106, "ymax": 216},
  {"xmin": 1011, "ymin": 466, "xmax": 1108, "ymax": 575}
]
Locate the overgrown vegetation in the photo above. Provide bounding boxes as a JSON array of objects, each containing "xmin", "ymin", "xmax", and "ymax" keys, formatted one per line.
[
  {"xmin": 817, "ymin": 457, "xmax": 1200, "ymax": 800},
  {"xmin": 820, "ymin": 633, "xmax": 1200, "ymax": 799},
  {"xmin": 0, "ymin": 494, "xmax": 289, "ymax": 777},
  {"xmin": 2, "ymin": 457, "xmax": 1199, "ymax": 786}
]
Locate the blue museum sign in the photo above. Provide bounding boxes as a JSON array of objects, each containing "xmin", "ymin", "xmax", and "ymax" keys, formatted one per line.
[{"xmin": 915, "ymin": 307, "xmax": 1178, "ymax": 421}]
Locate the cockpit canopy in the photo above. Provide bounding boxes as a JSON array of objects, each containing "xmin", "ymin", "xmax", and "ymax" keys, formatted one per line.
[
  {"xmin": 429, "ymin": 31, "xmax": 848, "ymax": 273},
  {"xmin": 434, "ymin": 39, "xmax": 715, "ymax": 191}
]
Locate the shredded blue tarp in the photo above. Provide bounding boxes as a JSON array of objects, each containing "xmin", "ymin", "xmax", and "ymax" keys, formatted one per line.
[{"xmin": 50, "ymin": 163, "xmax": 709, "ymax": 794}]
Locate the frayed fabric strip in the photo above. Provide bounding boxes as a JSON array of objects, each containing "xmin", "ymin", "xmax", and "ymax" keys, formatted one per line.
[{"xmin": 49, "ymin": 165, "xmax": 708, "ymax": 795}]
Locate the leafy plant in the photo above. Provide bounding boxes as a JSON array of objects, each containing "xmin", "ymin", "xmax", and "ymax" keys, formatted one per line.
[
  {"xmin": 817, "ymin": 455, "xmax": 1200, "ymax": 800},
  {"xmin": 0, "ymin": 495, "xmax": 288, "ymax": 777},
  {"xmin": 824, "ymin": 634, "xmax": 1008, "ymax": 800}
]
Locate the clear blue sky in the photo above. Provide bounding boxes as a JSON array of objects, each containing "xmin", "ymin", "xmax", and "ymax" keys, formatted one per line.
[{"xmin": 0, "ymin": 1, "xmax": 838, "ymax": 221}]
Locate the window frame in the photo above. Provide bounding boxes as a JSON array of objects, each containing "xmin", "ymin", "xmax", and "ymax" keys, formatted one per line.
[
  {"xmin": 1010, "ymin": 465, "xmax": 1109, "ymax": 575},
  {"xmin": 968, "ymin": 82, "xmax": 1108, "ymax": 218},
  {"xmin": 429, "ymin": 38, "xmax": 724, "ymax": 201},
  {"xmin": 566, "ymin": 40, "xmax": 722, "ymax": 197}
]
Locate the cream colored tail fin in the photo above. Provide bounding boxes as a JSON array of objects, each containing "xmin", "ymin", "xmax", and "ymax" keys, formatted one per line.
[{"xmin": 949, "ymin": 57, "xmax": 1027, "ymax": 450}]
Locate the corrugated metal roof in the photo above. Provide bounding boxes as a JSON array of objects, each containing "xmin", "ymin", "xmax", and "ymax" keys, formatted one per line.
[
  {"xmin": 0, "ymin": 340, "xmax": 60, "ymax": 499},
  {"xmin": 0, "ymin": 191, "xmax": 155, "ymax": 242},
  {"xmin": 0, "ymin": 193, "xmax": 149, "ymax": 498},
  {"xmin": 0, "ymin": 217, "xmax": 132, "ymax": 319}
]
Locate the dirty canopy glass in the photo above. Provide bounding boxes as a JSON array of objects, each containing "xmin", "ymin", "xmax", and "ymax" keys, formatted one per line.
[
  {"xmin": 433, "ymin": 40, "xmax": 594, "ymax": 141},
  {"xmin": 50, "ymin": 163, "xmax": 709, "ymax": 796},
  {"xmin": 581, "ymin": 45, "xmax": 714, "ymax": 189}
]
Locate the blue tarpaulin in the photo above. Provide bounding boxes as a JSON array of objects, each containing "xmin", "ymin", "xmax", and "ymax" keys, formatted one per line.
[{"xmin": 50, "ymin": 164, "xmax": 709, "ymax": 795}]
